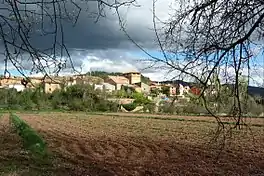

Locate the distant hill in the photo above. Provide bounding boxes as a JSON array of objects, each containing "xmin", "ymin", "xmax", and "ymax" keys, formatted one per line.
[
  {"xmin": 88, "ymin": 71, "xmax": 120, "ymax": 80},
  {"xmin": 248, "ymin": 86, "xmax": 264, "ymax": 98},
  {"xmin": 221, "ymin": 83, "xmax": 264, "ymax": 99},
  {"xmin": 158, "ymin": 80, "xmax": 194, "ymax": 87},
  {"xmin": 87, "ymin": 71, "xmax": 151, "ymax": 84}
]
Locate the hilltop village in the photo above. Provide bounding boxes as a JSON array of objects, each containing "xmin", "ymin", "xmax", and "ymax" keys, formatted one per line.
[{"xmin": 0, "ymin": 71, "xmax": 198, "ymax": 99}]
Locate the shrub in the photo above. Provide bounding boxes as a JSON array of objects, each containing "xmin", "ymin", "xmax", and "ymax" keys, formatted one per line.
[
  {"xmin": 246, "ymin": 97, "xmax": 264, "ymax": 116},
  {"xmin": 159, "ymin": 102, "xmax": 175, "ymax": 114},
  {"xmin": 109, "ymin": 102, "xmax": 119, "ymax": 112},
  {"xmin": 180, "ymin": 103, "xmax": 208, "ymax": 114},
  {"xmin": 143, "ymin": 102, "xmax": 156, "ymax": 113},
  {"xmin": 68, "ymin": 98, "xmax": 85, "ymax": 111},
  {"xmin": 122, "ymin": 102, "xmax": 137, "ymax": 111},
  {"xmin": 132, "ymin": 92, "xmax": 150, "ymax": 105},
  {"xmin": 0, "ymin": 84, "xmax": 151, "ymax": 113},
  {"xmin": 174, "ymin": 105, "xmax": 184, "ymax": 114},
  {"xmin": 98, "ymin": 101, "xmax": 119, "ymax": 112},
  {"xmin": 96, "ymin": 100, "xmax": 111, "ymax": 112}
]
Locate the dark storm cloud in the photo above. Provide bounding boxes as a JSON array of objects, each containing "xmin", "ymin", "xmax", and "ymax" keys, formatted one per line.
[
  {"xmin": 27, "ymin": 0, "xmax": 156, "ymax": 51},
  {"xmin": 0, "ymin": 0, "xmax": 173, "ymax": 78},
  {"xmin": 0, "ymin": 0, "xmax": 170, "ymax": 59},
  {"xmin": 0, "ymin": 0, "xmax": 156, "ymax": 53}
]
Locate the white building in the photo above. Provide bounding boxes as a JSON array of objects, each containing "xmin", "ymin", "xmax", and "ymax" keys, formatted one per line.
[
  {"xmin": 8, "ymin": 84, "xmax": 25, "ymax": 92},
  {"xmin": 179, "ymin": 84, "xmax": 190, "ymax": 96},
  {"xmin": 102, "ymin": 83, "xmax": 116, "ymax": 92},
  {"xmin": 94, "ymin": 84, "xmax": 104, "ymax": 91}
]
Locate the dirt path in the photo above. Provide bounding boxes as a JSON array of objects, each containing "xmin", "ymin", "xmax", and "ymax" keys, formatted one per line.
[{"xmin": 19, "ymin": 113, "xmax": 264, "ymax": 176}]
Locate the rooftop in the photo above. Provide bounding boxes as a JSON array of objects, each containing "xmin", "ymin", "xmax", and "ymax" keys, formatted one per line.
[{"xmin": 108, "ymin": 75, "xmax": 129, "ymax": 84}]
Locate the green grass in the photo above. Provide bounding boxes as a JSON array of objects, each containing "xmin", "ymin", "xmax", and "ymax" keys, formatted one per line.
[
  {"xmin": 0, "ymin": 108, "xmax": 68, "ymax": 114},
  {"xmin": 10, "ymin": 113, "xmax": 48, "ymax": 159},
  {"xmin": 0, "ymin": 114, "xmax": 58, "ymax": 175}
]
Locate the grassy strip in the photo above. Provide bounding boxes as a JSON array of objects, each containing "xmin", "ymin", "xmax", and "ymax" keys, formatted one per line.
[
  {"xmin": 1, "ymin": 108, "xmax": 263, "ymax": 118},
  {"xmin": 87, "ymin": 113, "xmax": 264, "ymax": 127},
  {"xmin": 0, "ymin": 109, "xmax": 68, "ymax": 114},
  {"xmin": 9, "ymin": 113, "xmax": 48, "ymax": 158},
  {"xmin": 87, "ymin": 111, "xmax": 264, "ymax": 118}
]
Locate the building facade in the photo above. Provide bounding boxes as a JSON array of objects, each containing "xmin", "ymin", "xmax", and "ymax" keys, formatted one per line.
[
  {"xmin": 102, "ymin": 83, "xmax": 116, "ymax": 92},
  {"xmin": 122, "ymin": 72, "xmax": 141, "ymax": 84},
  {"xmin": 104, "ymin": 76, "xmax": 130, "ymax": 90},
  {"xmin": 169, "ymin": 86, "xmax": 177, "ymax": 96}
]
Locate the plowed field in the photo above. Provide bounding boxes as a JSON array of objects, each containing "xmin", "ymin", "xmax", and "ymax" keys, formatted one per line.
[{"xmin": 1, "ymin": 112, "xmax": 264, "ymax": 176}]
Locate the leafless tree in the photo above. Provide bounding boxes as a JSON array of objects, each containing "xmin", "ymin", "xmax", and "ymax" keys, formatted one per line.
[
  {"xmin": 118, "ymin": 0, "xmax": 264, "ymax": 131},
  {"xmin": 0, "ymin": 0, "xmax": 137, "ymax": 79},
  {"xmin": 1, "ymin": 0, "xmax": 263, "ymax": 131}
]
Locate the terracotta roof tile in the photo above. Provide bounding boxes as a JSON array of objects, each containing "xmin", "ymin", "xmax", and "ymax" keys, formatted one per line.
[{"xmin": 108, "ymin": 76, "xmax": 129, "ymax": 84}]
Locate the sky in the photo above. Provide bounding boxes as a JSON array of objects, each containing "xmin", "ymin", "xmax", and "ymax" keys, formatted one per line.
[{"xmin": 0, "ymin": 0, "xmax": 264, "ymax": 87}]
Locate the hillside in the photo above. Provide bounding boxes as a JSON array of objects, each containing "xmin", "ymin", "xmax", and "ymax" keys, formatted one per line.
[
  {"xmin": 88, "ymin": 71, "xmax": 120, "ymax": 80},
  {"xmin": 248, "ymin": 86, "xmax": 264, "ymax": 98},
  {"xmin": 159, "ymin": 80, "xmax": 193, "ymax": 87}
]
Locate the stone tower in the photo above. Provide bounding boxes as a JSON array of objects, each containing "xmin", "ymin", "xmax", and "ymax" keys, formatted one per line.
[{"xmin": 122, "ymin": 71, "xmax": 141, "ymax": 84}]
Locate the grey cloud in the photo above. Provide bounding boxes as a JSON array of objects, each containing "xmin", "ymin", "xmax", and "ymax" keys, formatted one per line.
[
  {"xmin": 0, "ymin": 0, "xmax": 173, "ymax": 77},
  {"xmin": 1, "ymin": 0, "xmax": 173, "ymax": 55},
  {"xmin": 0, "ymin": 0, "xmax": 159, "ymax": 53},
  {"xmin": 27, "ymin": 0, "xmax": 159, "ymax": 51}
]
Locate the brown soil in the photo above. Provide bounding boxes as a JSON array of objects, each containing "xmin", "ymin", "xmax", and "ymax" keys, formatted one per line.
[
  {"xmin": 1, "ymin": 112, "xmax": 264, "ymax": 175},
  {"xmin": 0, "ymin": 114, "xmax": 83, "ymax": 176},
  {"xmin": 98, "ymin": 112, "xmax": 264, "ymax": 125},
  {"xmin": 12, "ymin": 112, "xmax": 264, "ymax": 176}
]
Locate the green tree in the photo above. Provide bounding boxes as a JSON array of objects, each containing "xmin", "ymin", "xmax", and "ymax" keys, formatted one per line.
[
  {"xmin": 115, "ymin": 89, "xmax": 128, "ymax": 98},
  {"xmin": 161, "ymin": 86, "xmax": 170, "ymax": 97},
  {"xmin": 19, "ymin": 90, "xmax": 35, "ymax": 110},
  {"xmin": 150, "ymin": 88, "xmax": 160, "ymax": 97},
  {"xmin": 132, "ymin": 92, "xmax": 150, "ymax": 105}
]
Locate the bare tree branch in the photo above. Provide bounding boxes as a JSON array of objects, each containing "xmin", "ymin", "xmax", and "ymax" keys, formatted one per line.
[
  {"xmin": 115, "ymin": 0, "xmax": 264, "ymax": 130},
  {"xmin": 0, "ymin": 0, "xmax": 137, "ymax": 78}
]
